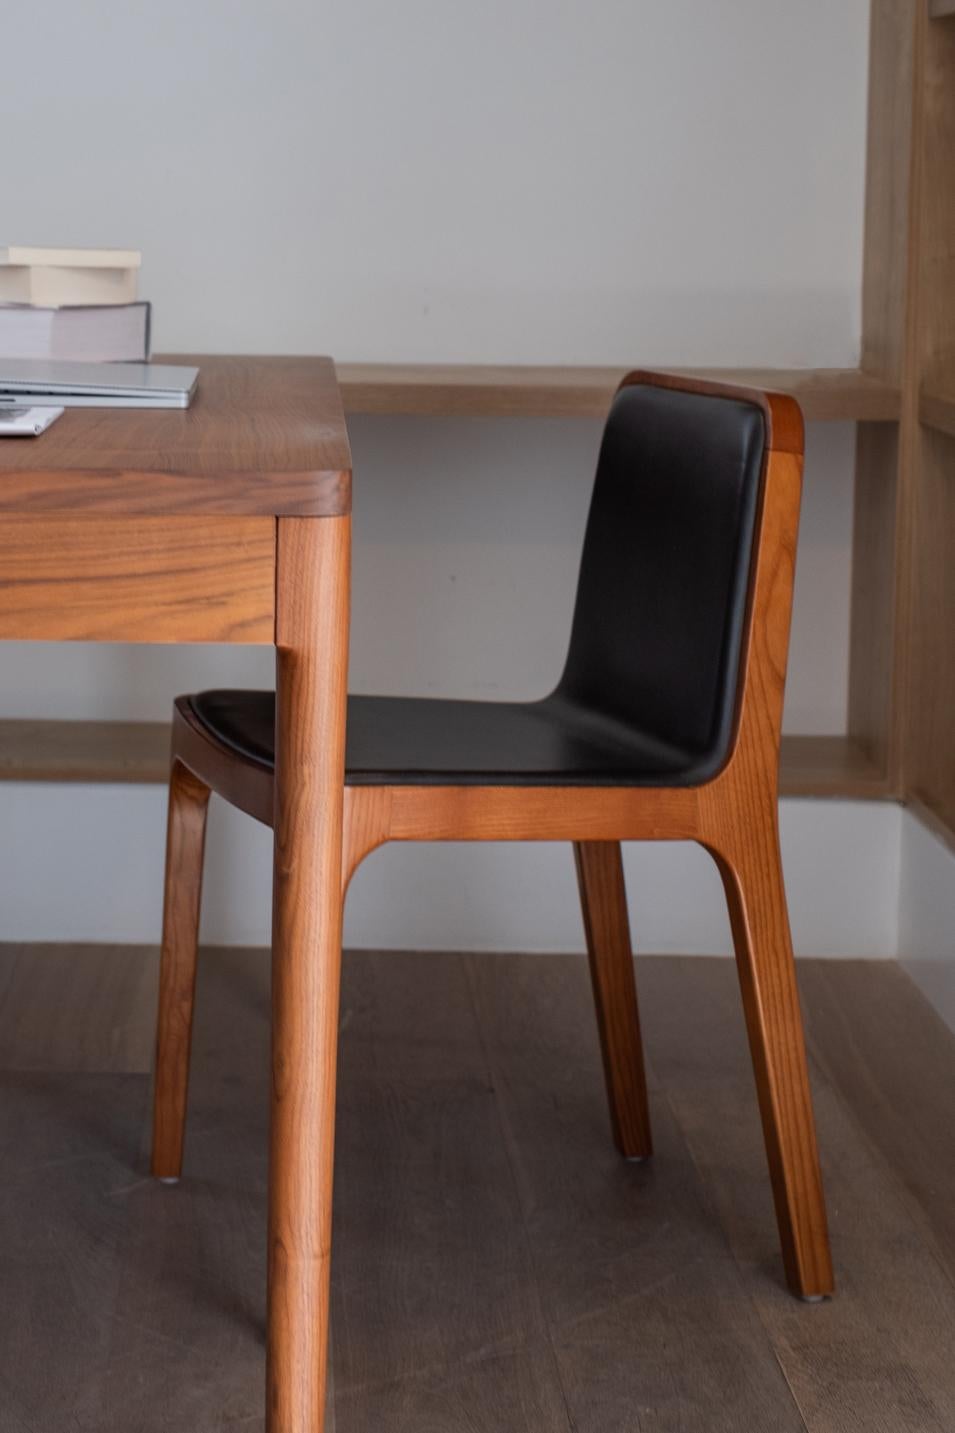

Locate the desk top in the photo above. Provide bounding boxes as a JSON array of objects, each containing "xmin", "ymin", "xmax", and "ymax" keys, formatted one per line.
[{"xmin": 0, "ymin": 355, "xmax": 351, "ymax": 516}]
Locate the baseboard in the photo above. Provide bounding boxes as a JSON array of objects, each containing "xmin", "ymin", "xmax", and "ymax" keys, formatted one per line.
[{"xmin": 900, "ymin": 808, "xmax": 955, "ymax": 1035}]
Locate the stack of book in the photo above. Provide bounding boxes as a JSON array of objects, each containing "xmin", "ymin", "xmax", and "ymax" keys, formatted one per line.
[{"xmin": 0, "ymin": 246, "xmax": 149, "ymax": 362}]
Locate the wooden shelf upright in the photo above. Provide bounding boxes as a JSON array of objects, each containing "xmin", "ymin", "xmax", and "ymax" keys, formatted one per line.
[{"xmin": 902, "ymin": 4, "xmax": 955, "ymax": 837}]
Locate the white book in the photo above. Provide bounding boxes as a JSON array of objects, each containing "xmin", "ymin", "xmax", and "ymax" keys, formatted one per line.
[
  {"xmin": 0, "ymin": 246, "xmax": 141, "ymax": 267},
  {"xmin": 0, "ymin": 246, "xmax": 141, "ymax": 307},
  {"xmin": 0, "ymin": 302, "xmax": 150, "ymax": 363}
]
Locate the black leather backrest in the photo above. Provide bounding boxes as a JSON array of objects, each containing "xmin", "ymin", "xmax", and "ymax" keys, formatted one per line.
[{"xmin": 556, "ymin": 382, "xmax": 767, "ymax": 778}]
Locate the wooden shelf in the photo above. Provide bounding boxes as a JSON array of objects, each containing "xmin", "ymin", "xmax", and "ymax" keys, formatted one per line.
[
  {"xmin": 778, "ymin": 735, "xmax": 889, "ymax": 799},
  {"xmin": 335, "ymin": 364, "xmax": 901, "ymax": 423},
  {"xmin": 0, "ymin": 721, "xmax": 890, "ymax": 800},
  {"xmin": 0, "ymin": 720, "xmax": 171, "ymax": 784},
  {"xmin": 920, "ymin": 389, "xmax": 955, "ymax": 439},
  {"xmin": 931, "ymin": 0, "xmax": 955, "ymax": 18}
]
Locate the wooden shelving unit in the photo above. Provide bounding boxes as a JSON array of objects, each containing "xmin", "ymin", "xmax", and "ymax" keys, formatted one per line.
[
  {"xmin": 898, "ymin": 4, "xmax": 955, "ymax": 841},
  {"xmin": 0, "ymin": 720, "xmax": 887, "ymax": 801},
  {"xmin": 833, "ymin": 0, "xmax": 955, "ymax": 844},
  {"xmin": 337, "ymin": 364, "xmax": 899, "ymax": 423}
]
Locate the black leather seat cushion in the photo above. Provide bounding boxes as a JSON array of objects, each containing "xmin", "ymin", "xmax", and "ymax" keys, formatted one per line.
[
  {"xmin": 189, "ymin": 689, "xmax": 716, "ymax": 786},
  {"xmin": 188, "ymin": 381, "xmax": 767, "ymax": 789}
]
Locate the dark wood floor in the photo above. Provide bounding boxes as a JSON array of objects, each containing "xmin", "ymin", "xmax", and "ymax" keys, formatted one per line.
[{"xmin": 1, "ymin": 945, "xmax": 954, "ymax": 1432}]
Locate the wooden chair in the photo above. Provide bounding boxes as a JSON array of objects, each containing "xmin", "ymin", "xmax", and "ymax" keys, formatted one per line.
[{"xmin": 151, "ymin": 370, "xmax": 833, "ymax": 1300}]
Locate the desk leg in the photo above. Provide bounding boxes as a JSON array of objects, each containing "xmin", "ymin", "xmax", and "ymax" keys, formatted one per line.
[{"xmin": 268, "ymin": 515, "xmax": 350, "ymax": 1432}]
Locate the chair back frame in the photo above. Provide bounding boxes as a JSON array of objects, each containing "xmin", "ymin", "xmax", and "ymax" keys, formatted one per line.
[
  {"xmin": 167, "ymin": 368, "xmax": 803, "ymax": 869},
  {"xmin": 338, "ymin": 370, "xmax": 804, "ymax": 876}
]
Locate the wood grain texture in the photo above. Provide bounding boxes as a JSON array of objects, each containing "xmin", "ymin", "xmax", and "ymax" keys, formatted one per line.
[
  {"xmin": 6, "ymin": 947, "xmax": 955, "ymax": 1429},
  {"xmin": 573, "ymin": 841, "xmax": 652, "ymax": 1158},
  {"xmin": 847, "ymin": 423, "xmax": 901, "ymax": 775},
  {"xmin": 0, "ymin": 1071, "xmax": 150, "ymax": 1429},
  {"xmin": 850, "ymin": 0, "xmax": 923, "ymax": 798},
  {"xmin": 464, "ymin": 952, "xmax": 808, "ymax": 1433},
  {"xmin": 0, "ymin": 515, "xmax": 275, "ymax": 642},
  {"xmin": 0, "ymin": 944, "xmax": 157, "ymax": 1073},
  {"xmin": 151, "ymin": 760, "xmax": 211, "ymax": 1181},
  {"xmin": 269, "ymin": 515, "xmax": 351, "ymax": 1433},
  {"xmin": 903, "ymin": 426, "xmax": 955, "ymax": 831},
  {"xmin": 336, "ymin": 363, "xmax": 900, "ymax": 423},
  {"xmin": 639, "ymin": 955, "xmax": 955, "ymax": 1433},
  {"xmin": 861, "ymin": 0, "xmax": 919, "ymax": 380},
  {"xmin": 704, "ymin": 831, "xmax": 832, "ymax": 1298},
  {"xmin": 777, "ymin": 735, "xmax": 889, "ymax": 798},
  {"xmin": 898, "ymin": 7, "xmax": 955, "ymax": 839},
  {"xmin": 698, "ymin": 445, "xmax": 833, "ymax": 1298},
  {"xmin": 108, "ymin": 947, "xmax": 272, "ymax": 1431},
  {"xmin": 383, "ymin": 782, "xmax": 700, "ymax": 843},
  {"xmin": 0, "ymin": 719, "xmax": 172, "ymax": 783},
  {"xmin": 342, "ymin": 786, "xmax": 392, "ymax": 891},
  {"xmin": 886, "ymin": 0, "xmax": 929, "ymax": 805},
  {"xmin": 919, "ymin": 16, "xmax": 955, "ymax": 397},
  {"xmin": 920, "ymin": 387, "xmax": 955, "ymax": 435},
  {"xmin": 799, "ymin": 958, "xmax": 955, "ymax": 1292},
  {"xmin": 0, "ymin": 355, "xmax": 351, "ymax": 517},
  {"xmin": 332, "ymin": 950, "xmax": 572, "ymax": 1430}
]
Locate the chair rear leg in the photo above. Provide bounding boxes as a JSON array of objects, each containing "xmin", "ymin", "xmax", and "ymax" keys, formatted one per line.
[
  {"xmin": 151, "ymin": 758, "xmax": 211, "ymax": 1181},
  {"xmin": 574, "ymin": 841, "xmax": 652, "ymax": 1158},
  {"xmin": 706, "ymin": 820, "xmax": 833, "ymax": 1298}
]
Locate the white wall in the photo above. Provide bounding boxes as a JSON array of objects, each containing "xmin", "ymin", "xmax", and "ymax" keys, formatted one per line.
[
  {"xmin": 0, "ymin": 0, "xmax": 879, "ymax": 956},
  {"xmin": 4, "ymin": 1, "xmax": 869, "ymax": 366}
]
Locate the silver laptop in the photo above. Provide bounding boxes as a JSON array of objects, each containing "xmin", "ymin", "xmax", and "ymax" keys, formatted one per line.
[{"xmin": 0, "ymin": 359, "xmax": 198, "ymax": 408}]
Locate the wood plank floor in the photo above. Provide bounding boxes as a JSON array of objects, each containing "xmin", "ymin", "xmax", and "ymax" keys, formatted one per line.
[{"xmin": 1, "ymin": 946, "xmax": 954, "ymax": 1431}]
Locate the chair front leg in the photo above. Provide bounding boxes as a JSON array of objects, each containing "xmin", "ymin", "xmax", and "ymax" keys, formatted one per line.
[
  {"xmin": 704, "ymin": 815, "xmax": 833, "ymax": 1299},
  {"xmin": 151, "ymin": 758, "xmax": 211, "ymax": 1181},
  {"xmin": 574, "ymin": 840, "xmax": 652, "ymax": 1159}
]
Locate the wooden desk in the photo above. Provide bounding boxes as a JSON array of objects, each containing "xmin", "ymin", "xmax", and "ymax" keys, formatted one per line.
[{"xmin": 0, "ymin": 354, "xmax": 351, "ymax": 1432}]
